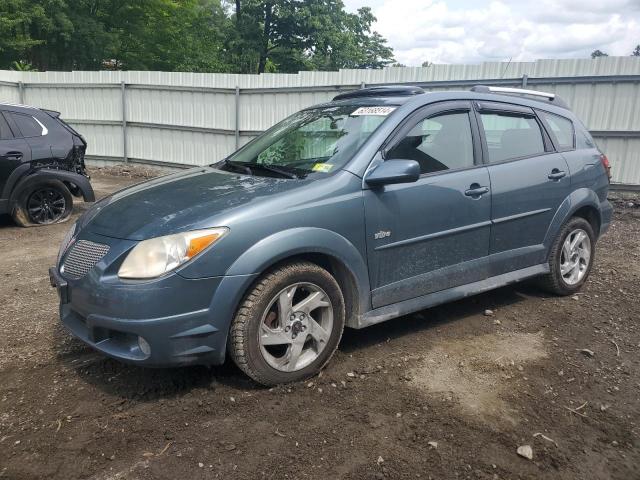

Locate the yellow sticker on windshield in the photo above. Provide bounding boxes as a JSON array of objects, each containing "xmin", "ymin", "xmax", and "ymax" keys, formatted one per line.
[{"xmin": 312, "ymin": 163, "xmax": 334, "ymax": 173}]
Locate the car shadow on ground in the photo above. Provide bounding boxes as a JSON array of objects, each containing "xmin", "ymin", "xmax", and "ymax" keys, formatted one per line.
[
  {"xmin": 54, "ymin": 281, "xmax": 553, "ymax": 402},
  {"xmin": 340, "ymin": 281, "xmax": 550, "ymax": 353},
  {"xmin": 0, "ymin": 213, "xmax": 14, "ymax": 227}
]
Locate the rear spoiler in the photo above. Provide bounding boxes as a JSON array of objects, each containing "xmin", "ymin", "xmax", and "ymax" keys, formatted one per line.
[{"xmin": 42, "ymin": 109, "xmax": 61, "ymax": 118}]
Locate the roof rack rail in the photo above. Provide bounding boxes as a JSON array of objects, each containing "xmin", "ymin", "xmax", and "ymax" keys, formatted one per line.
[
  {"xmin": 333, "ymin": 85, "xmax": 425, "ymax": 101},
  {"xmin": 470, "ymin": 85, "xmax": 569, "ymax": 109},
  {"xmin": 0, "ymin": 101, "xmax": 38, "ymax": 110}
]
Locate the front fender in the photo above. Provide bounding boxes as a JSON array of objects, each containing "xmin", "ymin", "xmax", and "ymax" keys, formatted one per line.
[
  {"xmin": 225, "ymin": 227, "xmax": 371, "ymax": 320},
  {"xmin": 543, "ymin": 188, "xmax": 602, "ymax": 252},
  {"xmin": 10, "ymin": 170, "xmax": 95, "ymax": 203}
]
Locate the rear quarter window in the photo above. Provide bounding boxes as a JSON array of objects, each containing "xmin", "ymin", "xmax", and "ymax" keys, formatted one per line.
[
  {"xmin": 11, "ymin": 112, "xmax": 45, "ymax": 137},
  {"xmin": 539, "ymin": 111, "xmax": 575, "ymax": 151}
]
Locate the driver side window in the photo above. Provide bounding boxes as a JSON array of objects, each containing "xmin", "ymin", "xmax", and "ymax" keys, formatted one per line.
[{"xmin": 387, "ymin": 111, "xmax": 474, "ymax": 174}]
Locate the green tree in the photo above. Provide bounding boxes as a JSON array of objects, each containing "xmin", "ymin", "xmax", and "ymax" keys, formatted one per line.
[
  {"xmin": 231, "ymin": 1, "xmax": 394, "ymax": 74},
  {"xmin": 632, "ymin": 45, "xmax": 640, "ymax": 56},
  {"xmin": 591, "ymin": 49, "xmax": 609, "ymax": 59},
  {"xmin": 0, "ymin": 0, "xmax": 46, "ymax": 68},
  {"xmin": 0, "ymin": 0, "xmax": 394, "ymax": 73}
]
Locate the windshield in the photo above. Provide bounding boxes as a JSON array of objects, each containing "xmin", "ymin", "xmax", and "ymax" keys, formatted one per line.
[{"xmin": 223, "ymin": 105, "xmax": 394, "ymax": 176}]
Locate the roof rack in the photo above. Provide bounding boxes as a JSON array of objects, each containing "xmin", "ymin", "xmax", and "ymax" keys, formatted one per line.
[
  {"xmin": 0, "ymin": 101, "xmax": 37, "ymax": 110},
  {"xmin": 470, "ymin": 85, "xmax": 568, "ymax": 109},
  {"xmin": 333, "ymin": 85, "xmax": 425, "ymax": 101}
]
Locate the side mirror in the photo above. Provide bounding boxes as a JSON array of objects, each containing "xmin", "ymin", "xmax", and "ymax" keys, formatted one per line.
[{"xmin": 365, "ymin": 160, "xmax": 420, "ymax": 187}]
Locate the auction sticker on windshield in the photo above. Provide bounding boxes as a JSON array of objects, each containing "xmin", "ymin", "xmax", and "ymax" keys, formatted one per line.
[
  {"xmin": 351, "ymin": 106, "xmax": 396, "ymax": 116},
  {"xmin": 312, "ymin": 163, "xmax": 334, "ymax": 173}
]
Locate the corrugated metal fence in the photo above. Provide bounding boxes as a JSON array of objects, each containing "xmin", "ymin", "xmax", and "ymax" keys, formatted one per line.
[{"xmin": 1, "ymin": 57, "xmax": 639, "ymax": 186}]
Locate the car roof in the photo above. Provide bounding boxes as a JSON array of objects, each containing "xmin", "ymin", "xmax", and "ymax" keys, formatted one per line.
[
  {"xmin": 314, "ymin": 87, "xmax": 573, "ymax": 118},
  {"xmin": 0, "ymin": 102, "xmax": 41, "ymax": 114}
]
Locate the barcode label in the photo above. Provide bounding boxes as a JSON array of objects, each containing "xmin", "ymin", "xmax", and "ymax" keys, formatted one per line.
[{"xmin": 351, "ymin": 106, "xmax": 397, "ymax": 116}]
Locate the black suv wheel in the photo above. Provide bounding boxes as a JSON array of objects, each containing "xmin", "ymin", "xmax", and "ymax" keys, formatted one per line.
[{"xmin": 12, "ymin": 179, "xmax": 73, "ymax": 227}]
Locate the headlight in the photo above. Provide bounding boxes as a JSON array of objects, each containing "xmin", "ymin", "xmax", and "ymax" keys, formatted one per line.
[
  {"xmin": 117, "ymin": 227, "xmax": 228, "ymax": 279},
  {"xmin": 57, "ymin": 222, "xmax": 77, "ymax": 266}
]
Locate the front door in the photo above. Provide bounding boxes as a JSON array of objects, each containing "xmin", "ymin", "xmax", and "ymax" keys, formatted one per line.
[
  {"xmin": 364, "ymin": 101, "xmax": 492, "ymax": 309},
  {"xmin": 475, "ymin": 103, "xmax": 571, "ymax": 275}
]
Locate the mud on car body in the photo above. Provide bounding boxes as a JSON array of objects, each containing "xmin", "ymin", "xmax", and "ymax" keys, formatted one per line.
[
  {"xmin": 50, "ymin": 85, "xmax": 612, "ymax": 386},
  {"xmin": 0, "ymin": 102, "xmax": 94, "ymax": 226}
]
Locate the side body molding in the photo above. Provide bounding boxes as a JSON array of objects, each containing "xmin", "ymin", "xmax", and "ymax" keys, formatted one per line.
[{"xmin": 224, "ymin": 227, "xmax": 372, "ymax": 327}]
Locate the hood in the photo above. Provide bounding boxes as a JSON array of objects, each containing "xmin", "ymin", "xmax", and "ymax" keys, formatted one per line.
[{"xmin": 82, "ymin": 167, "xmax": 302, "ymax": 240}]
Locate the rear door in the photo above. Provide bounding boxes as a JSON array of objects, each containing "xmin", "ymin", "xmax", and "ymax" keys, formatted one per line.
[
  {"xmin": 364, "ymin": 101, "xmax": 492, "ymax": 308},
  {"xmin": 7, "ymin": 110, "xmax": 53, "ymax": 167},
  {"xmin": 0, "ymin": 111, "xmax": 31, "ymax": 201},
  {"xmin": 475, "ymin": 102, "xmax": 571, "ymax": 275}
]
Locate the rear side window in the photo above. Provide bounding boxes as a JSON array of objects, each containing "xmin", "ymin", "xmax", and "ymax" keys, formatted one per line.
[
  {"xmin": 0, "ymin": 113, "xmax": 13, "ymax": 140},
  {"xmin": 479, "ymin": 113, "xmax": 545, "ymax": 163},
  {"xmin": 387, "ymin": 111, "xmax": 475, "ymax": 174},
  {"xmin": 539, "ymin": 111, "xmax": 574, "ymax": 151},
  {"xmin": 11, "ymin": 112, "xmax": 45, "ymax": 137}
]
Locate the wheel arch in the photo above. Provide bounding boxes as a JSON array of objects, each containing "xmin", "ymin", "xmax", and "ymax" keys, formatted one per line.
[
  {"xmin": 543, "ymin": 188, "xmax": 602, "ymax": 255},
  {"xmin": 9, "ymin": 169, "xmax": 94, "ymax": 205},
  {"xmin": 249, "ymin": 251, "xmax": 362, "ymax": 330},
  {"xmin": 221, "ymin": 228, "xmax": 371, "ymax": 330},
  {"xmin": 571, "ymin": 205, "xmax": 600, "ymax": 237}
]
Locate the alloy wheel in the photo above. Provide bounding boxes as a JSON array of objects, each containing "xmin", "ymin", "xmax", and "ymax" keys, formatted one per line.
[
  {"xmin": 258, "ymin": 282, "xmax": 333, "ymax": 372},
  {"xmin": 559, "ymin": 228, "xmax": 591, "ymax": 285},
  {"xmin": 27, "ymin": 188, "xmax": 67, "ymax": 224}
]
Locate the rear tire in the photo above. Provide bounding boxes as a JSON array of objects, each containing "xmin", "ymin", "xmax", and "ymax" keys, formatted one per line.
[
  {"xmin": 12, "ymin": 180, "xmax": 73, "ymax": 227},
  {"xmin": 538, "ymin": 217, "xmax": 596, "ymax": 296},
  {"xmin": 228, "ymin": 261, "xmax": 345, "ymax": 386}
]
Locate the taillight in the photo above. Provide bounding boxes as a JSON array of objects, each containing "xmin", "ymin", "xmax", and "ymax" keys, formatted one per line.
[{"xmin": 600, "ymin": 153, "xmax": 611, "ymax": 182}]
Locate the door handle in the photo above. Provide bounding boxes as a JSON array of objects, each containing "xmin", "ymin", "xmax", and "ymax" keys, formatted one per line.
[
  {"xmin": 548, "ymin": 169, "xmax": 566, "ymax": 180},
  {"xmin": 464, "ymin": 185, "xmax": 490, "ymax": 197},
  {"xmin": 2, "ymin": 151, "xmax": 23, "ymax": 161}
]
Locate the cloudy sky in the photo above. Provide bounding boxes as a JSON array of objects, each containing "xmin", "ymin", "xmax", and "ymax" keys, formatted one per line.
[{"xmin": 343, "ymin": 0, "xmax": 640, "ymax": 65}]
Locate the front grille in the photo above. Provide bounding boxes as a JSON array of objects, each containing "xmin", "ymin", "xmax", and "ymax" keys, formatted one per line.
[{"xmin": 62, "ymin": 240, "xmax": 110, "ymax": 279}]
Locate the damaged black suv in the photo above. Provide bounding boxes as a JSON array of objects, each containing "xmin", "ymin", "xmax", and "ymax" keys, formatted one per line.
[{"xmin": 0, "ymin": 102, "xmax": 94, "ymax": 226}]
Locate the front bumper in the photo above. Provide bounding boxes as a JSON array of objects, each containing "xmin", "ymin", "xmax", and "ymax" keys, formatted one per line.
[{"xmin": 49, "ymin": 265, "xmax": 256, "ymax": 367}]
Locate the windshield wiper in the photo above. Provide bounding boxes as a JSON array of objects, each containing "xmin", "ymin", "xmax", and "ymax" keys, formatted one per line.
[
  {"xmin": 222, "ymin": 159, "xmax": 305, "ymax": 179},
  {"xmin": 245, "ymin": 163, "xmax": 304, "ymax": 179},
  {"xmin": 222, "ymin": 159, "xmax": 252, "ymax": 175}
]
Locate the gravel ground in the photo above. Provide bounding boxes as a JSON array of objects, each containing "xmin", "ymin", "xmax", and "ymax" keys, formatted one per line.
[{"xmin": 0, "ymin": 169, "xmax": 638, "ymax": 480}]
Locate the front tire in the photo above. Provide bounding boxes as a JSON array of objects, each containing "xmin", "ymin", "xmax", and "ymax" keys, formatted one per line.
[
  {"xmin": 228, "ymin": 261, "xmax": 345, "ymax": 386},
  {"xmin": 12, "ymin": 180, "xmax": 73, "ymax": 227},
  {"xmin": 538, "ymin": 217, "xmax": 596, "ymax": 296}
]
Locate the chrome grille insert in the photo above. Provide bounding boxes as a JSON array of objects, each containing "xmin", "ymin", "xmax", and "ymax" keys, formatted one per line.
[{"xmin": 62, "ymin": 240, "xmax": 110, "ymax": 279}]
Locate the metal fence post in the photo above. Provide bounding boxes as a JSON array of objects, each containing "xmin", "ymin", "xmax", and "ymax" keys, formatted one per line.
[
  {"xmin": 234, "ymin": 86, "xmax": 240, "ymax": 150},
  {"xmin": 522, "ymin": 74, "xmax": 528, "ymax": 88},
  {"xmin": 18, "ymin": 81, "xmax": 24, "ymax": 104},
  {"xmin": 360, "ymin": 82, "xmax": 366, "ymax": 89},
  {"xmin": 121, "ymin": 81, "xmax": 128, "ymax": 163}
]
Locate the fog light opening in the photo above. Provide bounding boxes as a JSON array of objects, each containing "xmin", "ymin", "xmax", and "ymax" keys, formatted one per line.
[{"xmin": 138, "ymin": 336, "xmax": 151, "ymax": 356}]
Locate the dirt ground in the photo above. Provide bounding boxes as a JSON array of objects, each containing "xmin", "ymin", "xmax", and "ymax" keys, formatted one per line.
[{"xmin": 1, "ymin": 168, "xmax": 639, "ymax": 480}]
